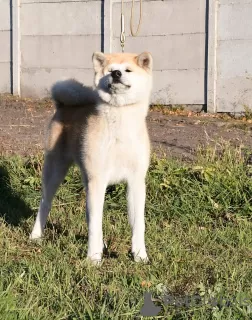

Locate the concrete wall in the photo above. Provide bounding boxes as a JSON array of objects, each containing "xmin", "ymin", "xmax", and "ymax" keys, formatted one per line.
[
  {"xmin": 216, "ymin": 0, "xmax": 252, "ymax": 112},
  {"xmin": 112, "ymin": 0, "xmax": 206, "ymax": 105},
  {"xmin": 8, "ymin": 0, "xmax": 208, "ymax": 105},
  {"xmin": 1, "ymin": 0, "xmax": 252, "ymax": 112},
  {"xmin": 20, "ymin": 0, "xmax": 102, "ymax": 97},
  {"xmin": 208, "ymin": 0, "xmax": 252, "ymax": 112},
  {"xmin": 0, "ymin": 0, "xmax": 11, "ymax": 93}
]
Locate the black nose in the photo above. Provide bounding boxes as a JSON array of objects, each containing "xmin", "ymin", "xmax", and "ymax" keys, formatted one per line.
[{"xmin": 111, "ymin": 70, "xmax": 122, "ymax": 80}]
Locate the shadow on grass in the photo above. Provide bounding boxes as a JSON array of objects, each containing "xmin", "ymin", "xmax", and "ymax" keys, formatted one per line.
[{"xmin": 0, "ymin": 166, "xmax": 33, "ymax": 226}]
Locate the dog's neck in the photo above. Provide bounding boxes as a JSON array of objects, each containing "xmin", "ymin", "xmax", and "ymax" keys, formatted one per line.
[
  {"xmin": 96, "ymin": 87, "xmax": 151, "ymax": 107},
  {"xmin": 96, "ymin": 98, "xmax": 150, "ymax": 119}
]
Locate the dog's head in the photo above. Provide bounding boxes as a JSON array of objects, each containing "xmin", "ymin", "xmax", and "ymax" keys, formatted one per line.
[{"xmin": 92, "ymin": 52, "xmax": 153, "ymax": 106}]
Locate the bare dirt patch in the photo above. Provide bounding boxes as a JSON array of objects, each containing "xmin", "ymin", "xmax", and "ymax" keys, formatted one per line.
[{"xmin": 1, "ymin": 94, "xmax": 252, "ymax": 159}]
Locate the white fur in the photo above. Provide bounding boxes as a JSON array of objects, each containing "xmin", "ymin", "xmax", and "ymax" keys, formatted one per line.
[
  {"xmin": 30, "ymin": 52, "xmax": 153, "ymax": 264},
  {"xmin": 94, "ymin": 60, "xmax": 153, "ymax": 107}
]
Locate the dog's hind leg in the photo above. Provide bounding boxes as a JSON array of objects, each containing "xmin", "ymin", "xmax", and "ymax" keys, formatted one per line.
[{"xmin": 30, "ymin": 152, "xmax": 72, "ymax": 240}]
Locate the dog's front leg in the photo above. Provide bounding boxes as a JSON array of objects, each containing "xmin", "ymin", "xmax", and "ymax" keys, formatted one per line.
[
  {"xmin": 127, "ymin": 176, "xmax": 149, "ymax": 262},
  {"xmin": 86, "ymin": 179, "xmax": 106, "ymax": 264}
]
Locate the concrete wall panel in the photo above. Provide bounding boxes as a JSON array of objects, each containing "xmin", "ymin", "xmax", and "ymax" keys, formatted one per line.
[
  {"xmin": 0, "ymin": 0, "xmax": 11, "ymax": 93},
  {"xmin": 0, "ymin": 1, "xmax": 10, "ymax": 31},
  {"xmin": 113, "ymin": 0, "xmax": 206, "ymax": 37},
  {"xmin": 0, "ymin": 62, "xmax": 11, "ymax": 92},
  {"xmin": 217, "ymin": 77, "xmax": 252, "ymax": 112},
  {"xmin": 21, "ymin": 35, "xmax": 101, "ymax": 69},
  {"xmin": 21, "ymin": 2, "xmax": 102, "ymax": 36},
  {"xmin": 20, "ymin": 1, "xmax": 103, "ymax": 98},
  {"xmin": 220, "ymin": 0, "xmax": 252, "ymax": 6},
  {"xmin": 112, "ymin": 34, "xmax": 206, "ymax": 70},
  {"xmin": 215, "ymin": 1, "xmax": 252, "ymax": 111},
  {"xmin": 218, "ymin": 40, "xmax": 252, "ymax": 78},
  {"xmin": 218, "ymin": 3, "xmax": 252, "ymax": 40},
  {"xmin": 22, "ymin": 0, "xmax": 99, "ymax": 3},
  {"xmin": 0, "ymin": 31, "xmax": 11, "ymax": 62},
  {"xmin": 152, "ymin": 69, "xmax": 205, "ymax": 105},
  {"xmin": 21, "ymin": 67, "xmax": 94, "ymax": 97}
]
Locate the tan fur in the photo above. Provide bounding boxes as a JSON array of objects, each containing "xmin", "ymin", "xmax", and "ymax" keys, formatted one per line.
[{"xmin": 30, "ymin": 52, "xmax": 153, "ymax": 264}]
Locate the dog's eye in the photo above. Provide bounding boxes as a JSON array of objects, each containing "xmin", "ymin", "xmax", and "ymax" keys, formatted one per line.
[{"xmin": 125, "ymin": 69, "xmax": 132, "ymax": 73}]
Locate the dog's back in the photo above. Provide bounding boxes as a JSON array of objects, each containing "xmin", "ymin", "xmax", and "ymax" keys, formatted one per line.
[{"xmin": 45, "ymin": 80, "xmax": 99, "ymax": 160}]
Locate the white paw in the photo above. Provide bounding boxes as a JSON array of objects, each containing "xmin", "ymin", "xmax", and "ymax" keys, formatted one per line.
[
  {"xmin": 87, "ymin": 253, "xmax": 102, "ymax": 266},
  {"xmin": 29, "ymin": 233, "xmax": 42, "ymax": 241},
  {"xmin": 133, "ymin": 250, "xmax": 149, "ymax": 263}
]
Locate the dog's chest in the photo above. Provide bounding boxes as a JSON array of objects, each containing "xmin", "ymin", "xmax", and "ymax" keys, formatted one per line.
[
  {"xmin": 103, "ymin": 106, "xmax": 141, "ymax": 144},
  {"xmin": 100, "ymin": 106, "xmax": 149, "ymax": 181},
  {"xmin": 83, "ymin": 105, "xmax": 149, "ymax": 183}
]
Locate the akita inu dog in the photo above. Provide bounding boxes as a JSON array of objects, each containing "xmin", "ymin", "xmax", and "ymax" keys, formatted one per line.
[{"xmin": 30, "ymin": 52, "xmax": 153, "ymax": 264}]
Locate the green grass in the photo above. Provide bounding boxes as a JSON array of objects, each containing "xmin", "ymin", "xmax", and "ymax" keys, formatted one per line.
[{"xmin": 0, "ymin": 143, "xmax": 252, "ymax": 319}]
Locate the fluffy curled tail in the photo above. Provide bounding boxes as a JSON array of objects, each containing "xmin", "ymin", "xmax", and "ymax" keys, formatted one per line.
[{"xmin": 51, "ymin": 79, "xmax": 99, "ymax": 108}]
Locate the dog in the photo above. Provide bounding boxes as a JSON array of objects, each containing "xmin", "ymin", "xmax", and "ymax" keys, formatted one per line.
[{"xmin": 30, "ymin": 52, "xmax": 153, "ymax": 264}]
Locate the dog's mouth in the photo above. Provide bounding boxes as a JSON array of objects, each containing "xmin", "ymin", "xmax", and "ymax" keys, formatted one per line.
[{"xmin": 108, "ymin": 82, "xmax": 131, "ymax": 90}]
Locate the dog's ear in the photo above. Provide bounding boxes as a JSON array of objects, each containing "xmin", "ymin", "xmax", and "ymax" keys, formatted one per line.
[
  {"xmin": 137, "ymin": 52, "xmax": 153, "ymax": 72},
  {"xmin": 92, "ymin": 52, "xmax": 106, "ymax": 73}
]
